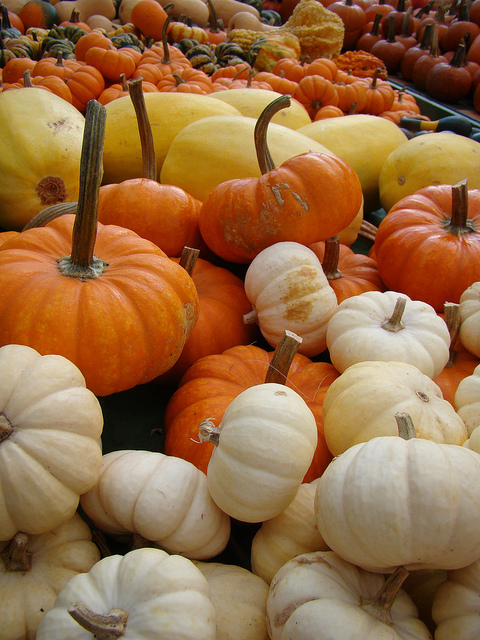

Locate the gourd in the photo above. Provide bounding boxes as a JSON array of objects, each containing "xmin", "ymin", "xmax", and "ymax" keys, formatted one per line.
[
  {"xmin": 36, "ymin": 547, "xmax": 217, "ymax": 640},
  {"xmin": 54, "ymin": 0, "xmax": 116, "ymax": 22},
  {"xmin": 266, "ymin": 550, "xmax": 432, "ymax": 640},
  {"xmin": 193, "ymin": 561, "xmax": 270, "ymax": 640},
  {"xmin": 243, "ymin": 241, "xmax": 338, "ymax": 357},
  {"xmin": 298, "ymin": 114, "xmax": 408, "ymax": 212},
  {"xmin": 379, "ymin": 132, "xmax": 480, "ymax": 212},
  {"xmin": 199, "ymin": 382, "xmax": 318, "ymax": 523},
  {"xmin": 459, "ymin": 281, "xmax": 480, "ymax": 358},
  {"xmin": 326, "ymin": 290, "xmax": 451, "ymax": 378},
  {"xmin": 80, "ymin": 449, "xmax": 231, "ymax": 560},
  {"xmin": 250, "ymin": 478, "xmax": 329, "ymax": 584},
  {"xmin": 102, "ymin": 92, "xmax": 241, "ymax": 184},
  {"xmin": 0, "ymin": 88, "xmax": 84, "ymax": 231},
  {"xmin": 315, "ymin": 413, "xmax": 480, "ymax": 573},
  {"xmin": 0, "ymin": 344, "xmax": 103, "ymax": 541},
  {"xmin": 454, "ymin": 363, "xmax": 480, "ymax": 435},
  {"xmin": 0, "ymin": 512, "xmax": 101, "ymax": 640},
  {"xmin": 322, "ymin": 360, "xmax": 468, "ymax": 457}
]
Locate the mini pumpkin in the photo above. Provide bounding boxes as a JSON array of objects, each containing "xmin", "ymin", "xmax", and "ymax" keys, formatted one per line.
[{"xmin": 459, "ymin": 281, "xmax": 480, "ymax": 358}]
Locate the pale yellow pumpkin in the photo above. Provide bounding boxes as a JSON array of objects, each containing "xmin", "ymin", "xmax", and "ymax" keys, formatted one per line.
[
  {"xmin": 455, "ymin": 363, "xmax": 480, "ymax": 435},
  {"xmin": 459, "ymin": 281, "xmax": 480, "ymax": 358}
]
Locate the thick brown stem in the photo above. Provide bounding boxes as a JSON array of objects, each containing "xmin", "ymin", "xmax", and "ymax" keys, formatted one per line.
[
  {"xmin": 56, "ymin": 100, "xmax": 107, "ymax": 280},
  {"xmin": 321, "ymin": 236, "xmax": 343, "ymax": 280},
  {"xmin": 0, "ymin": 412, "xmax": 13, "ymax": 442},
  {"xmin": 265, "ymin": 330, "xmax": 302, "ymax": 384},
  {"xmin": 128, "ymin": 77, "xmax": 157, "ymax": 181},
  {"xmin": 178, "ymin": 246, "xmax": 200, "ymax": 276},
  {"xmin": 68, "ymin": 603, "xmax": 128, "ymax": 639},
  {"xmin": 361, "ymin": 566, "xmax": 410, "ymax": 625},
  {"xmin": 254, "ymin": 94, "xmax": 291, "ymax": 174},
  {"xmin": 395, "ymin": 412, "xmax": 417, "ymax": 439},
  {"xmin": 0, "ymin": 532, "xmax": 32, "ymax": 572},
  {"xmin": 445, "ymin": 179, "xmax": 476, "ymax": 236},
  {"xmin": 381, "ymin": 296, "xmax": 407, "ymax": 332}
]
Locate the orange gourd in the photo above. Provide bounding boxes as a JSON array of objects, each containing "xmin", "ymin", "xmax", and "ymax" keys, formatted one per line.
[
  {"xmin": 65, "ymin": 65, "xmax": 105, "ymax": 113},
  {"xmin": 156, "ymin": 67, "xmax": 214, "ymax": 94},
  {"xmin": 198, "ymin": 95, "xmax": 363, "ymax": 263},
  {"xmin": 84, "ymin": 46, "xmax": 137, "ymax": 82},
  {"xmin": 292, "ymin": 74, "xmax": 339, "ymax": 119},
  {"xmin": 130, "ymin": 0, "xmax": 169, "ymax": 41},
  {"xmin": 1, "ymin": 57, "xmax": 36, "ymax": 83},
  {"xmin": 74, "ymin": 31, "xmax": 114, "ymax": 62},
  {"xmin": 32, "ymin": 53, "xmax": 83, "ymax": 81}
]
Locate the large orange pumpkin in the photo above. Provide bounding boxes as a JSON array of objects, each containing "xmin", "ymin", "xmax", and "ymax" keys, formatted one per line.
[
  {"xmin": 0, "ymin": 101, "xmax": 199, "ymax": 397},
  {"xmin": 198, "ymin": 95, "xmax": 363, "ymax": 263},
  {"xmin": 164, "ymin": 340, "xmax": 339, "ymax": 482}
]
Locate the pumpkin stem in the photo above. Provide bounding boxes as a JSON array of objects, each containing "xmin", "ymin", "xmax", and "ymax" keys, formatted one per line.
[
  {"xmin": 0, "ymin": 411, "xmax": 13, "ymax": 442},
  {"xmin": 68, "ymin": 603, "xmax": 128, "ymax": 639},
  {"xmin": 198, "ymin": 418, "xmax": 221, "ymax": 446},
  {"xmin": 23, "ymin": 68, "xmax": 33, "ymax": 87},
  {"xmin": 443, "ymin": 302, "xmax": 461, "ymax": 367},
  {"xmin": 445, "ymin": 179, "xmax": 476, "ymax": 236},
  {"xmin": 395, "ymin": 412, "xmax": 417, "ymax": 439},
  {"xmin": 361, "ymin": 566, "xmax": 410, "ymax": 625},
  {"xmin": 380, "ymin": 296, "xmax": 407, "ymax": 332},
  {"xmin": 254, "ymin": 94, "xmax": 291, "ymax": 174},
  {"xmin": 0, "ymin": 532, "xmax": 32, "ymax": 572},
  {"xmin": 265, "ymin": 330, "xmax": 303, "ymax": 384},
  {"xmin": 127, "ymin": 77, "xmax": 157, "ymax": 181},
  {"xmin": 56, "ymin": 100, "xmax": 107, "ymax": 280},
  {"xmin": 160, "ymin": 13, "xmax": 173, "ymax": 64},
  {"xmin": 178, "ymin": 246, "xmax": 200, "ymax": 276},
  {"xmin": 321, "ymin": 236, "xmax": 343, "ymax": 280},
  {"xmin": 22, "ymin": 202, "xmax": 78, "ymax": 230},
  {"xmin": 243, "ymin": 309, "xmax": 258, "ymax": 324}
]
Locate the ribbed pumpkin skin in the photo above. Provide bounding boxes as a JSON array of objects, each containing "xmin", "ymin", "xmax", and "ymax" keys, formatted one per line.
[
  {"xmin": 198, "ymin": 152, "xmax": 363, "ymax": 263},
  {"xmin": 164, "ymin": 344, "xmax": 338, "ymax": 481},
  {"xmin": 0, "ymin": 215, "xmax": 199, "ymax": 396}
]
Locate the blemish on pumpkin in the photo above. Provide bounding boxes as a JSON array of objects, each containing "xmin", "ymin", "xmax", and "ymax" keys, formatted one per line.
[
  {"xmin": 281, "ymin": 266, "xmax": 319, "ymax": 322},
  {"xmin": 48, "ymin": 119, "xmax": 66, "ymax": 134},
  {"xmin": 416, "ymin": 390, "xmax": 430, "ymax": 403},
  {"xmin": 274, "ymin": 391, "xmax": 287, "ymax": 396},
  {"xmin": 271, "ymin": 185, "xmax": 285, "ymax": 206},
  {"xmin": 36, "ymin": 176, "xmax": 67, "ymax": 205},
  {"xmin": 291, "ymin": 192, "xmax": 308, "ymax": 211},
  {"xmin": 274, "ymin": 598, "xmax": 318, "ymax": 626},
  {"xmin": 398, "ymin": 176, "xmax": 406, "ymax": 186}
]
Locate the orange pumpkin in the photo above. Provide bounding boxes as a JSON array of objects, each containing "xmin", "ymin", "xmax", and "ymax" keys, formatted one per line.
[
  {"xmin": 0, "ymin": 101, "xmax": 199, "ymax": 397},
  {"xmin": 1, "ymin": 57, "xmax": 36, "ymax": 83},
  {"xmin": 74, "ymin": 31, "xmax": 114, "ymax": 62},
  {"xmin": 84, "ymin": 46, "xmax": 137, "ymax": 82},
  {"xmin": 18, "ymin": 0, "xmax": 59, "ymax": 28},
  {"xmin": 292, "ymin": 74, "xmax": 339, "ymax": 119},
  {"xmin": 156, "ymin": 67, "xmax": 214, "ymax": 94},
  {"xmin": 198, "ymin": 95, "xmax": 363, "ymax": 263},
  {"xmin": 32, "ymin": 53, "xmax": 83, "ymax": 81},
  {"xmin": 164, "ymin": 342, "xmax": 338, "ymax": 481},
  {"xmin": 30, "ymin": 74, "xmax": 73, "ymax": 103},
  {"xmin": 130, "ymin": 0, "xmax": 169, "ymax": 41},
  {"xmin": 65, "ymin": 65, "xmax": 106, "ymax": 113}
]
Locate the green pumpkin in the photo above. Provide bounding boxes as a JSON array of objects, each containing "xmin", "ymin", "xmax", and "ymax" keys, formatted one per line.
[
  {"xmin": 248, "ymin": 32, "xmax": 301, "ymax": 71},
  {"xmin": 260, "ymin": 9, "xmax": 282, "ymax": 25}
]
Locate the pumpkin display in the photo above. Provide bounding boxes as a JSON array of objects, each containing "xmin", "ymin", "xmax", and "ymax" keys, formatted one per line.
[
  {"xmin": 326, "ymin": 290, "xmax": 451, "ymax": 378},
  {"xmin": 198, "ymin": 96, "xmax": 363, "ymax": 263},
  {"xmin": 266, "ymin": 550, "xmax": 432, "ymax": 640},
  {"xmin": 250, "ymin": 478, "xmax": 329, "ymax": 585},
  {"xmin": 315, "ymin": 413, "xmax": 480, "ymax": 573},
  {"xmin": 322, "ymin": 360, "xmax": 468, "ymax": 457},
  {"xmin": 80, "ymin": 449, "xmax": 231, "ymax": 559},
  {"xmin": 454, "ymin": 363, "xmax": 480, "ymax": 435},
  {"xmin": 193, "ymin": 561, "xmax": 270, "ymax": 640},
  {"xmin": 0, "ymin": 512, "xmax": 101, "ymax": 640},
  {"xmin": 0, "ymin": 343, "xmax": 103, "ymax": 541},
  {"xmin": 243, "ymin": 241, "xmax": 338, "ymax": 356},
  {"xmin": 0, "ymin": 101, "xmax": 199, "ymax": 397},
  {"xmin": 0, "ymin": 87, "xmax": 84, "ymax": 231},
  {"xmin": 35, "ymin": 547, "xmax": 217, "ymax": 640},
  {"xmin": 199, "ymin": 382, "xmax": 318, "ymax": 523},
  {"xmin": 459, "ymin": 281, "xmax": 480, "ymax": 358}
]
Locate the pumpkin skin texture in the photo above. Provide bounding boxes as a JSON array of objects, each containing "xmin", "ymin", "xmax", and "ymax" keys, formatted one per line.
[
  {"xmin": 266, "ymin": 550, "xmax": 432, "ymax": 640},
  {"xmin": 459, "ymin": 281, "xmax": 480, "ymax": 358},
  {"xmin": 374, "ymin": 185, "xmax": 480, "ymax": 312},
  {"xmin": 0, "ymin": 344, "xmax": 103, "ymax": 541},
  {"xmin": 0, "ymin": 215, "xmax": 199, "ymax": 397},
  {"xmin": 378, "ymin": 132, "xmax": 480, "ymax": 212},
  {"xmin": 35, "ymin": 547, "xmax": 217, "ymax": 640},
  {"xmin": 326, "ymin": 290, "xmax": 451, "ymax": 378},
  {"xmin": 315, "ymin": 434, "xmax": 480, "ymax": 573},
  {"xmin": 454, "ymin": 363, "xmax": 480, "ymax": 435},
  {"xmin": 0, "ymin": 513, "xmax": 101, "ymax": 640},
  {"xmin": 244, "ymin": 241, "xmax": 338, "ymax": 356},
  {"xmin": 80, "ymin": 449, "xmax": 231, "ymax": 560},
  {"xmin": 0, "ymin": 88, "xmax": 84, "ymax": 230},
  {"xmin": 322, "ymin": 360, "xmax": 468, "ymax": 457},
  {"xmin": 164, "ymin": 344, "xmax": 338, "ymax": 482},
  {"xmin": 202, "ymin": 382, "xmax": 318, "ymax": 523},
  {"xmin": 199, "ymin": 152, "xmax": 363, "ymax": 263}
]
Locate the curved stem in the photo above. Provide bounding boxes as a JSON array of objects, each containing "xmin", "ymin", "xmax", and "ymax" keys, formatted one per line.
[
  {"xmin": 0, "ymin": 532, "xmax": 32, "ymax": 572},
  {"xmin": 128, "ymin": 77, "xmax": 156, "ymax": 181},
  {"xmin": 321, "ymin": 236, "xmax": 343, "ymax": 280},
  {"xmin": 380, "ymin": 296, "xmax": 407, "ymax": 333},
  {"xmin": 361, "ymin": 567, "xmax": 410, "ymax": 625},
  {"xmin": 394, "ymin": 412, "xmax": 417, "ymax": 439},
  {"xmin": 254, "ymin": 94, "xmax": 291, "ymax": 175},
  {"xmin": 56, "ymin": 100, "xmax": 107, "ymax": 280},
  {"xmin": 68, "ymin": 603, "xmax": 128, "ymax": 640},
  {"xmin": 265, "ymin": 330, "xmax": 302, "ymax": 384}
]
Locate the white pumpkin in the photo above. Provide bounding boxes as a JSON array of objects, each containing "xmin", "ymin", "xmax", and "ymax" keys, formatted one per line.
[
  {"xmin": 326, "ymin": 290, "xmax": 451, "ymax": 378},
  {"xmin": 80, "ymin": 449, "xmax": 230, "ymax": 560},
  {"xmin": 322, "ymin": 360, "xmax": 467, "ymax": 456},
  {"xmin": 250, "ymin": 478, "xmax": 329, "ymax": 584},
  {"xmin": 0, "ymin": 344, "xmax": 103, "ymax": 540},
  {"xmin": 459, "ymin": 281, "xmax": 480, "ymax": 358},
  {"xmin": 193, "ymin": 560, "xmax": 270, "ymax": 640},
  {"xmin": 315, "ymin": 424, "xmax": 480, "ymax": 573},
  {"xmin": 200, "ymin": 382, "xmax": 318, "ymax": 523},
  {"xmin": 455, "ymin": 362, "xmax": 480, "ymax": 435},
  {"xmin": 243, "ymin": 241, "xmax": 338, "ymax": 357},
  {"xmin": 35, "ymin": 547, "xmax": 217, "ymax": 640},
  {"xmin": 0, "ymin": 512, "xmax": 100, "ymax": 640},
  {"xmin": 266, "ymin": 550, "xmax": 432, "ymax": 640}
]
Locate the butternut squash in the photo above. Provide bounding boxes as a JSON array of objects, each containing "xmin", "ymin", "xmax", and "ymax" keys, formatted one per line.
[
  {"xmin": 211, "ymin": 0, "xmax": 259, "ymax": 25},
  {"xmin": 158, "ymin": 0, "xmax": 210, "ymax": 27},
  {"xmin": 227, "ymin": 10, "xmax": 276, "ymax": 32},
  {"xmin": 55, "ymin": 0, "xmax": 116, "ymax": 22}
]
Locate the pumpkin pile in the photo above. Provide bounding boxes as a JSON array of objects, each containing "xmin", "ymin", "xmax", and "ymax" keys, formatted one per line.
[{"xmin": 3, "ymin": 0, "xmax": 480, "ymax": 635}]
